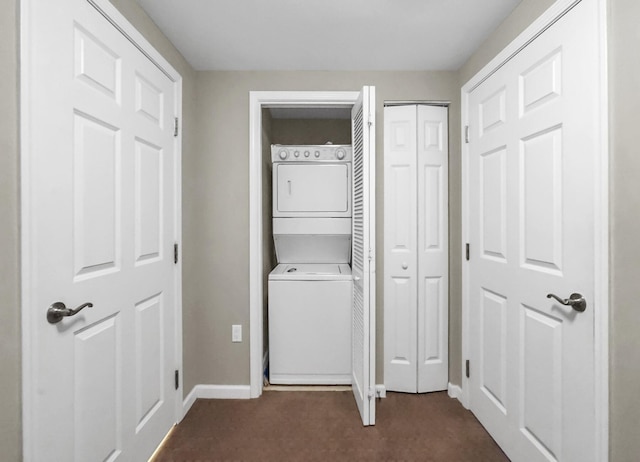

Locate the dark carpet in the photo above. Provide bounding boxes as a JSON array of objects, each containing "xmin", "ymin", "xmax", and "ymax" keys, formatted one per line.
[{"xmin": 153, "ymin": 391, "xmax": 509, "ymax": 461}]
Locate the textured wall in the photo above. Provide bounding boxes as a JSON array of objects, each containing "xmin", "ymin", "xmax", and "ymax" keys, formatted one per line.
[
  {"xmin": 608, "ymin": 0, "xmax": 640, "ymax": 459},
  {"xmin": 0, "ymin": 0, "xmax": 21, "ymax": 459},
  {"xmin": 190, "ymin": 71, "xmax": 459, "ymax": 385},
  {"xmin": 458, "ymin": 0, "xmax": 556, "ymax": 84}
]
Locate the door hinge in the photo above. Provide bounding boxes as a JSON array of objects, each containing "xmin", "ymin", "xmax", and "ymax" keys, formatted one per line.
[
  {"xmin": 466, "ymin": 243, "xmax": 470, "ymax": 261},
  {"xmin": 368, "ymin": 388, "xmax": 375, "ymax": 400},
  {"xmin": 368, "ymin": 114, "xmax": 373, "ymax": 127},
  {"xmin": 466, "ymin": 360, "xmax": 470, "ymax": 379},
  {"xmin": 368, "ymin": 248, "xmax": 374, "ymax": 261},
  {"xmin": 465, "ymin": 125, "xmax": 470, "ymax": 143},
  {"xmin": 174, "ymin": 243, "xmax": 179, "ymax": 264},
  {"xmin": 175, "ymin": 369, "xmax": 179, "ymax": 390},
  {"xmin": 174, "ymin": 117, "xmax": 179, "ymax": 137}
]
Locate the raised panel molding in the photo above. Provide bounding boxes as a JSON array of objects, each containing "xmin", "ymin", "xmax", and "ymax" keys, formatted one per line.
[
  {"xmin": 480, "ymin": 288, "xmax": 507, "ymax": 414},
  {"xmin": 520, "ymin": 126, "xmax": 563, "ymax": 274},
  {"xmin": 480, "ymin": 146, "xmax": 507, "ymax": 262},
  {"xmin": 423, "ymin": 165, "xmax": 442, "ymax": 251},
  {"xmin": 390, "ymin": 165, "xmax": 413, "ymax": 250},
  {"xmin": 479, "ymin": 87, "xmax": 506, "ymax": 135},
  {"xmin": 73, "ymin": 111, "xmax": 121, "ymax": 280},
  {"xmin": 74, "ymin": 25, "xmax": 121, "ymax": 101},
  {"xmin": 521, "ymin": 305, "xmax": 563, "ymax": 461},
  {"xmin": 74, "ymin": 315, "xmax": 121, "ymax": 462},
  {"xmin": 390, "ymin": 277, "xmax": 412, "ymax": 364},
  {"xmin": 423, "ymin": 277, "xmax": 442, "ymax": 363},
  {"xmin": 423, "ymin": 120, "xmax": 443, "ymax": 151},
  {"xmin": 135, "ymin": 293, "xmax": 164, "ymax": 433},
  {"xmin": 134, "ymin": 138, "xmax": 163, "ymax": 265},
  {"xmin": 135, "ymin": 73, "xmax": 164, "ymax": 127},
  {"xmin": 520, "ymin": 49, "xmax": 562, "ymax": 116}
]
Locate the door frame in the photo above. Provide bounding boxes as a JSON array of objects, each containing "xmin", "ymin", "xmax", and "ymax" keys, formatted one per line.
[
  {"xmin": 248, "ymin": 91, "xmax": 360, "ymax": 398},
  {"xmin": 460, "ymin": 0, "xmax": 609, "ymax": 459},
  {"xmin": 20, "ymin": 0, "xmax": 184, "ymax": 459}
]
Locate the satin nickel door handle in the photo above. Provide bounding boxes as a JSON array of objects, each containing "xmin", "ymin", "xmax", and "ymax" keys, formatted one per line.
[
  {"xmin": 546, "ymin": 293, "xmax": 587, "ymax": 312},
  {"xmin": 47, "ymin": 301, "xmax": 93, "ymax": 324}
]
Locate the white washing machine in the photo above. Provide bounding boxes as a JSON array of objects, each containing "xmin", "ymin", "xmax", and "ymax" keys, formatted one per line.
[
  {"xmin": 268, "ymin": 264, "xmax": 352, "ymax": 385},
  {"xmin": 269, "ymin": 144, "xmax": 353, "ymax": 385}
]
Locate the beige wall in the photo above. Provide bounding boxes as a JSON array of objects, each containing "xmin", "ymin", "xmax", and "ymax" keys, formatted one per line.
[
  {"xmin": 270, "ymin": 119, "xmax": 352, "ymax": 145},
  {"xmin": 608, "ymin": 0, "xmax": 640, "ymax": 459},
  {"xmin": 458, "ymin": 0, "xmax": 556, "ymax": 84},
  {"xmin": 0, "ymin": 0, "xmax": 21, "ymax": 459},
  {"xmin": 190, "ymin": 71, "xmax": 460, "ymax": 385}
]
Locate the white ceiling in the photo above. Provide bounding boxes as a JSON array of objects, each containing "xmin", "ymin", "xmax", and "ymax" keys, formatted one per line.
[{"xmin": 136, "ymin": 0, "xmax": 523, "ymax": 71}]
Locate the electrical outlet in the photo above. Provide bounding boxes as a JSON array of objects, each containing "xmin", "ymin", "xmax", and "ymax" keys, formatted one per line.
[{"xmin": 232, "ymin": 324, "xmax": 242, "ymax": 343}]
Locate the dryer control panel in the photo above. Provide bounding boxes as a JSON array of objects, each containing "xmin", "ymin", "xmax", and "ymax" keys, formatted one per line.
[{"xmin": 271, "ymin": 144, "xmax": 352, "ymax": 163}]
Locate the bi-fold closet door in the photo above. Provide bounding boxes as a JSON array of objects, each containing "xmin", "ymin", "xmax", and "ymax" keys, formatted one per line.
[{"xmin": 383, "ymin": 104, "xmax": 448, "ymax": 393}]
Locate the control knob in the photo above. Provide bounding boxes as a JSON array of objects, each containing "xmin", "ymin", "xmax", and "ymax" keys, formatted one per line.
[
  {"xmin": 294, "ymin": 150, "xmax": 299, "ymax": 157},
  {"xmin": 314, "ymin": 151, "xmax": 320, "ymax": 158},
  {"xmin": 336, "ymin": 149, "xmax": 346, "ymax": 160},
  {"xmin": 279, "ymin": 150, "xmax": 288, "ymax": 160},
  {"xmin": 304, "ymin": 151, "xmax": 310, "ymax": 158}
]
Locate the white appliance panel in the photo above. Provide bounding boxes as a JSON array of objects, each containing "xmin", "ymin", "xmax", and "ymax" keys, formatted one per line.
[
  {"xmin": 275, "ymin": 163, "xmax": 350, "ymax": 215},
  {"xmin": 268, "ymin": 275, "xmax": 352, "ymax": 385}
]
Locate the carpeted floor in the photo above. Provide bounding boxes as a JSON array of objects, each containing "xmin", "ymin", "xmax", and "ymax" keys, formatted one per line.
[{"xmin": 152, "ymin": 391, "xmax": 509, "ymax": 461}]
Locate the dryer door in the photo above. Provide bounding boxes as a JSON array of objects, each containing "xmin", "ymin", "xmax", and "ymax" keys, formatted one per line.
[{"xmin": 273, "ymin": 163, "xmax": 351, "ymax": 217}]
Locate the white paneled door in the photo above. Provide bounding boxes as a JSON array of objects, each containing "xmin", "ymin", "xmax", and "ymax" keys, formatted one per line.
[
  {"xmin": 351, "ymin": 86, "xmax": 376, "ymax": 426},
  {"xmin": 24, "ymin": 0, "xmax": 180, "ymax": 460},
  {"xmin": 384, "ymin": 105, "xmax": 448, "ymax": 394},
  {"xmin": 467, "ymin": 1, "xmax": 598, "ymax": 460}
]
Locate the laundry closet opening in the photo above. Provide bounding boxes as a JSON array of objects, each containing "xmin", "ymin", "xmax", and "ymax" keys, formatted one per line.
[
  {"xmin": 261, "ymin": 105, "xmax": 354, "ymax": 386},
  {"xmin": 250, "ymin": 89, "xmax": 377, "ymax": 425}
]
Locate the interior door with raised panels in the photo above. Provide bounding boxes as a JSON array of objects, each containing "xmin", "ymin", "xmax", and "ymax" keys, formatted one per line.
[
  {"xmin": 383, "ymin": 104, "xmax": 448, "ymax": 394},
  {"xmin": 467, "ymin": 1, "xmax": 598, "ymax": 460},
  {"xmin": 351, "ymin": 86, "xmax": 376, "ymax": 426},
  {"xmin": 26, "ymin": 0, "xmax": 180, "ymax": 460},
  {"xmin": 416, "ymin": 105, "xmax": 449, "ymax": 393},
  {"xmin": 383, "ymin": 104, "xmax": 418, "ymax": 393}
]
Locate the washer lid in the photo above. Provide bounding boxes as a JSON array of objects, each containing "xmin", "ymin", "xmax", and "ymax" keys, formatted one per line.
[{"xmin": 269, "ymin": 263, "xmax": 352, "ymax": 281}]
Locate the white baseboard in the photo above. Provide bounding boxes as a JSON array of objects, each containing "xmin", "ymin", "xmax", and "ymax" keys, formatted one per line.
[
  {"xmin": 375, "ymin": 384, "xmax": 387, "ymax": 398},
  {"xmin": 182, "ymin": 384, "xmax": 252, "ymax": 416},
  {"xmin": 448, "ymin": 382, "xmax": 462, "ymax": 402}
]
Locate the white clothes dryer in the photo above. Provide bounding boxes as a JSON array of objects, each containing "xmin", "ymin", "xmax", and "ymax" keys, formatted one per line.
[{"xmin": 271, "ymin": 144, "xmax": 352, "ymax": 218}]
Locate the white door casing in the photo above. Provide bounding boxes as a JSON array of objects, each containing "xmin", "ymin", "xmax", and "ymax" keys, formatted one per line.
[
  {"xmin": 248, "ymin": 91, "xmax": 362, "ymax": 399},
  {"xmin": 464, "ymin": 0, "xmax": 605, "ymax": 460},
  {"xmin": 21, "ymin": 0, "xmax": 183, "ymax": 460},
  {"xmin": 351, "ymin": 86, "xmax": 377, "ymax": 425},
  {"xmin": 383, "ymin": 105, "xmax": 448, "ymax": 394}
]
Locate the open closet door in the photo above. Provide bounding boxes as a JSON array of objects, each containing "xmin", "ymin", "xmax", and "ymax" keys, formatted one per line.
[{"xmin": 351, "ymin": 86, "xmax": 376, "ymax": 426}]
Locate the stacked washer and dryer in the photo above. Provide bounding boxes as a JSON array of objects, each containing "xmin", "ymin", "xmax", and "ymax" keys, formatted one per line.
[{"xmin": 268, "ymin": 144, "xmax": 353, "ymax": 385}]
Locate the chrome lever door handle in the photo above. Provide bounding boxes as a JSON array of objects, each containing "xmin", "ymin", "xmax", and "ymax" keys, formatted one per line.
[
  {"xmin": 546, "ymin": 293, "xmax": 587, "ymax": 312},
  {"xmin": 47, "ymin": 301, "xmax": 93, "ymax": 324}
]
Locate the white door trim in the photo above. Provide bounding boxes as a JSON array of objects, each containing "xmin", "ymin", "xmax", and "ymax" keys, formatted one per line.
[
  {"xmin": 20, "ymin": 0, "xmax": 184, "ymax": 459},
  {"xmin": 249, "ymin": 91, "xmax": 360, "ymax": 398},
  {"xmin": 460, "ymin": 0, "xmax": 609, "ymax": 460}
]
